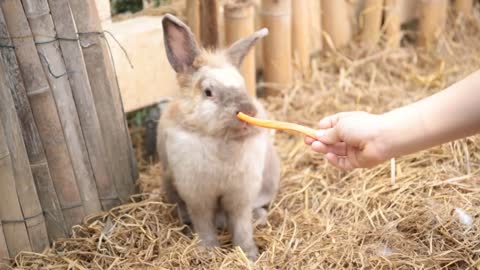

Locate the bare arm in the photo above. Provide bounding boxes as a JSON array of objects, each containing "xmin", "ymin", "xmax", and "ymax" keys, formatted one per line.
[{"xmin": 305, "ymin": 70, "xmax": 480, "ymax": 169}]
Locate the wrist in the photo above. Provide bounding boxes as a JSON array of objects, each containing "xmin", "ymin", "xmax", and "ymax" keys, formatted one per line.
[{"xmin": 375, "ymin": 112, "xmax": 399, "ymax": 160}]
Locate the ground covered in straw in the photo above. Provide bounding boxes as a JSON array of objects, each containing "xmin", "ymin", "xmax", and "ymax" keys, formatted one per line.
[{"xmin": 7, "ymin": 13, "xmax": 480, "ymax": 270}]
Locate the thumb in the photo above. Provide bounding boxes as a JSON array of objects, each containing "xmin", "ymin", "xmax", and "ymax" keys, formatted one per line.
[{"xmin": 316, "ymin": 127, "xmax": 342, "ymax": 145}]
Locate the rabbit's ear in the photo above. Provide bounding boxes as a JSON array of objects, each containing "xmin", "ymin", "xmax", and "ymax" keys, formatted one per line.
[
  {"xmin": 226, "ymin": 28, "xmax": 268, "ymax": 68},
  {"xmin": 162, "ymin": 14, "xmax": 200, "ymax": 73}
]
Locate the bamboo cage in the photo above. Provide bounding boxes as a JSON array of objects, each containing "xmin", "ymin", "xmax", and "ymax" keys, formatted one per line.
[
  {"xmin": 224, "ymin": 0, "xmax": 257, "ymax": 97},
  {"xmin": 0, "ymin": 0, "xmax": 138, "ymax": 257}
]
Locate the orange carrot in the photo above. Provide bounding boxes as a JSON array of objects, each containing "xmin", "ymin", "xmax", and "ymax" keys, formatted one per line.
[{"xmin": 237, "ymin": 112, "xmax": 317, "ymax": 138}]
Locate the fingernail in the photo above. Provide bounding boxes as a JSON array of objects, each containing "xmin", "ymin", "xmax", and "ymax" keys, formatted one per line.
[{"xmin": 316, "ymin": 130, "xmax": 325, "ymax": 138}]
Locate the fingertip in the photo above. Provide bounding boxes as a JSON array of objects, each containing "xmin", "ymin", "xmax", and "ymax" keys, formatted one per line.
[
  {"xmin": 304, "ymin": 136, "xmax": 314, "ymax": 145},
  {"xmin": 311, "ymin": 141, "xmax": 327, "ymax": 153}
]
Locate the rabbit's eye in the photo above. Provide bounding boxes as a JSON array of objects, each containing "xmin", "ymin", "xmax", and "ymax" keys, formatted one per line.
[{"xmin": 204, "ymin": 88, "xmax": 213, "ymax": 97}]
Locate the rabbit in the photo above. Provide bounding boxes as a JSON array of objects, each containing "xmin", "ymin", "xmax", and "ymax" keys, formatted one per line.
[{"xmin": 156, "ymin": 14, "xmax": 281, "ymax": 260}]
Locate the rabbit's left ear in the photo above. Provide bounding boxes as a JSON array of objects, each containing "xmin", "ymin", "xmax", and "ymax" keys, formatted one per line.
[{"xmin": 226, "ymin": 28, "xmax": 268, "ymax": 68}]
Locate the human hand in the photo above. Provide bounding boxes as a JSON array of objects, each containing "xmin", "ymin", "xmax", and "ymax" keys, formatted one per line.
[{"xmin": 305, "ymin": 112, "xmax": 391, "ymax": 170}]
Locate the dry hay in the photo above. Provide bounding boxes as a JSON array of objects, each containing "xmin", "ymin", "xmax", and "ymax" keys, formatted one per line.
[{"xmin": 5, "ymin": 11, "xmax": 480, "ymax": 270}]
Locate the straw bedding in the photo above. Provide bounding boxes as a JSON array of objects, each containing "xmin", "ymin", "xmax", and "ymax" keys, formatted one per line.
[{"xmin": 5, "ymin": 11, "xmax": 480, "ymax": 270}]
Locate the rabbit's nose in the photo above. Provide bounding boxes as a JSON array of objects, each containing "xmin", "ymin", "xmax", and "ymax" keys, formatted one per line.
[{"xmin": 239, "ymin": 103, "xmax": 257, "ymax": 117}]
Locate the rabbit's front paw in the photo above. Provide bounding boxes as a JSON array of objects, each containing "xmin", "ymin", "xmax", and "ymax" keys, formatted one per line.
[{"xmin": 242, "ymin": 244, "xmax": 259, "ymax": 261}]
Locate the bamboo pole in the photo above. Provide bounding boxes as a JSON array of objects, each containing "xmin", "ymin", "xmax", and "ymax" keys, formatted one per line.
[
  {"xmin": 292, "ymin": 0, "xmax": 311, "ymax": 75},
  {"xmin": 0, "ymin": 103, "xmax": 32, "ymax": 256},
  {"xmin": 48, "ymin": 0, "xmax": 121, "ymax": 210},
  {"xmin": 0, "ymin": 8, "xmax": 68, "ymax": 242},
  {"xmin": 321, "ymin": 0, "xmax": 352, "ymax": 50},
  {"xmin": 261, "ymin": 0, "xmax": 292, "ymax": 96},
  {"xmin": 0, "ymin": 10, "xmax": 50, "ymax": 254},
  {"xmin": 69, "ymin": 0, "xmax": 138, "ymax": 202},
  {"xmin": 361, "ymin": 0, "xmax": 384, "ymax": 47},
  {"xmin": 454, "ymin": 0, "xmax": 473, "ymax": 17},
  {"xmin": 0, "ymin": 222, "xmax": 8, "ymax": 265},
  {"xmin": 200, "ymin": 0, "xmax": 220, "ymax": 49},
  {"xmin": 186, "ymin": 0, "xmax": 201, "ymax": 43},
  {"xmin": 309, "ymin": 0, "xmax": 323, "ymax": 52},
  {"xmin": 225, "ymin": 1, "xmax": 257, "ymax": 97},
  {"xmin": 0, "ymin": 0, "xmax": 86, "ymax": 231},
  {"xmin": 0, "ymin": 56, "xmax": 50, "ymax": 253},
  {"xmin": 21, "ymin": 0, "xmax": 103, "ymax": 216},
  {"xmin": 384, "ymin": 0, "xmax": 402, "ymax": 48},
  {"xmin": 417, "ymin": 0, "xmax": 448, "ymax": 47},
  {"xmin": 253, "ymin": 0, "xmax": 263, "ymax": 73}
]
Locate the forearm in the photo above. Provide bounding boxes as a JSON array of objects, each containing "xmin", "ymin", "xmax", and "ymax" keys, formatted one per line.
[{"xmin": 381, "ymin": 70, "xmax": 480, "ymax": 159}]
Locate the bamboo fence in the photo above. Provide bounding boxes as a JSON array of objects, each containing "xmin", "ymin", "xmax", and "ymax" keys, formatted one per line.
[{"xmin": 0, "ymin": 0, "xmax": 138, "ymax": 257}]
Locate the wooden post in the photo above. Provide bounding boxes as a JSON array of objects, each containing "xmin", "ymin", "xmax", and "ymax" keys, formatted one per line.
[
  {"xmin": 292, "ymin": 0, "xmax": 311, "ymax": 75},
  {"xmin": 48, "ymin": 0, "xmax": 122, "ymax": 210},
  {"xmin": 261, "ymin": 0, "xmax": 292, "ymax": 95},
  {"xmin": 454, "ymin": 0, "xmax": 473, "ymax": 17},
  {"xmin": 21, "ymin": 0, "xmax": 103, "ymax": 216},
  {"xmin": 0, "ymin": 103, "xmax": 32, "ymax": 256},
  {"xmin": 417, "ymin": 0, "xmax": 448, "ymax": 47},
  {"xmin": 361, "ymin": 0, "xmax": 384, "ymax": 47},
  {"xmin": 225, "ymin": 1, "xmax": 257, "ymax": 97},
  {"xmin": 69, "ymin": 0, "xmax": 138, "ymax": 203},
  {"xmin": 0, "ymin": 10, "xmax": 68, "ymax": 242},
  {"xmin": 1, "ymin": 0, "xmax": 86, "ymax": 231},
  {"xmin": 186, "ymin": 0, "xmax": 201, "ymax": 43},
  {"xmin": 384, "ymin": 0, "xmax": 402, "ymax": 48},
  {"xmin": 200, "ymin": 0, "xmax": 220, "ymax": 49},
  {"xmin": 321, "ymin": 0, "xmax": 352, "ymax": 50}
]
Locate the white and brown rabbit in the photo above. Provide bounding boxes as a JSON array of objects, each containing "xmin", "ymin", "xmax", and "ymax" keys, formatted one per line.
[{"xmin": 157, "ymin": 14, "xmax": 280, "ymax": 260}]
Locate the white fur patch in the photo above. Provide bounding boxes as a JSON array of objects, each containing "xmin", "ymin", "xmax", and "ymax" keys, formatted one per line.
[{"xmin": 200, "ymin": 65, "xmax": 245, "ymax": 89}]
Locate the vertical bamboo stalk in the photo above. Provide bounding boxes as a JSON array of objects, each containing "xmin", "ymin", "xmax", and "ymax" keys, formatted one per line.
[
  {"xmin": 417, "ymin": 0, "xmax": 448, "ymax": 47},
  {"xmin": 225, "ymin": 1, "xmax": 256, "ymax": 97},
  {"xmin": 0, "ymin": 101, "xmax": 32, "ymax": 256},
  {"xmin": 48, "ymin": 0, "xmax": 121, "ymax": 210},
  {"xmin": 21, "ymin": 0, "xmax": 103, "ymax": 216},
  {"xmin": 0, "ymin": 9, "xmax": 67, "ymax": 242},
  {"xmin": 309, "ymin": 0, "xmax": 323, "ymax": 52},
  {"xmin": 261, "ymin": 0, "xmax": 292, "ymax": 96},
  {"xmin": 253, "ymin": 0, "xmax": 263, "ymax": 73},
  {"xmin": 186, "ymin": 0, "xmax": 201, "ymax": 42},
  {"xmin": 454, "ymin": 0, "xmax": 473, "ymax": 16},
  {"xmin": 0, "ymin": 56, "xmax": 50, "ymax": 253},
  {"xmin": 0, "ymin": 14, "xmax": 52, "ymax": 254},
  {"xmin": 292, "ymin": 0, "xmax": 311, "ymax": 75},
  {"xmin": 384, "ymin": 0, "xmax": 402, "ymax": 48},
  {"xmin": 0, "ymin": 222, "xmax": 8, "ymax": 264},
  {"xmin": 200, "ymin": 0, "xmax": 220, "ymax": 49},
  {"xmin": 321, "ymin": 0, "xmax": 352, "ymax": 50},
  {"xmin": 69, "ymin": 0, "xmax": 138, "ymax": 202},
  {"xmin": 361, "ymin": 0, "xmax": 384, "ymax": 47},
  {"xmin": 0, "ymin": 0, "xmax": 86, "ymax": 230}
]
